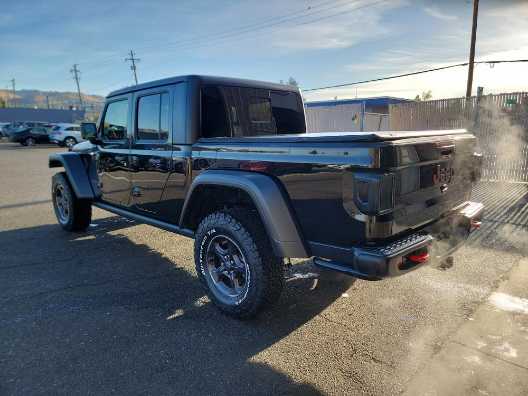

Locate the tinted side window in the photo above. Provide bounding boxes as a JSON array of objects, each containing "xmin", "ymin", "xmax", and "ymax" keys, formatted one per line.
[
  {"xmin": 200, "ymin": 86, "xmax": 305, "ymax": 138},
  {"xmin": 102, "ymin": 100, "xmax": 128, "ymax": 140},
  {"xmin": 270, "ymin": 91, "xmax": 306, "ymax": 133},
  {"xmin": 249, "ymin": 96, "xmax": 272, "ymax": 123},
  {"xmin": 136, "ymin": 93, "xmax": 169, "ymax": 141},
  {"xmin": 201, "ymin": 86, "xmax": 230, "ymax": 138}
]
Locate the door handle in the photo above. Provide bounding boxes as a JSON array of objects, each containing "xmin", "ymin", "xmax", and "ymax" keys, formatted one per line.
[{"xmin": 132, "ymin": 186, "xmax": 142, "ymax": 197}]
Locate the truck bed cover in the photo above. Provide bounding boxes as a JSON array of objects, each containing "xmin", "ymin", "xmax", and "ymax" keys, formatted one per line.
[{"xmin": 198, "ymin": 129, "xmax": 470, "ymax": 144}]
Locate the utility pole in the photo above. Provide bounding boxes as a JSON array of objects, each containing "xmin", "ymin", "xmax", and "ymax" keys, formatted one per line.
[
  {"xmin": 70, "ymin": 64, "xmax": 83, "ymax": 109},
  {"xmin": 10, "ymin": 78, "xmax": 16, "ymax": 107},
  {"xmin": 465, "ymin": 0, "xmax": 479, "ymax": 98},
  {"xmin": 125, "ymin": 50, "xmax": 140, "ymax": 85},
  {"xmin": 46, "ymin": 95, "xmax": 50, "ymax": 109}
]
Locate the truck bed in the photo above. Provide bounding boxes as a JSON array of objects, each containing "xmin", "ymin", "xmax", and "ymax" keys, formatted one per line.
[{"xmin": 194, "ymin": 128, "xmax": 481, "ymax": 248}]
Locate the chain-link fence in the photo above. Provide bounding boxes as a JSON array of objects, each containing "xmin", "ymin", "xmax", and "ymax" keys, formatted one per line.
[{"xmin": 389, "ymin": 92, "xmax": 528, "ymax": 182}]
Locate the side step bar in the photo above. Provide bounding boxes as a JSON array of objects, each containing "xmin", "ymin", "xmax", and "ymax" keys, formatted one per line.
[{"xmin": 93, "ymin": 202, "xmax": 195, "ymax": 238}]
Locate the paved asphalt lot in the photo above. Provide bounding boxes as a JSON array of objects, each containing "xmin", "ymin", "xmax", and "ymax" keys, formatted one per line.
[{"xmin": 1, "ymin": 142, "xmax": 527, "ymax": 395}]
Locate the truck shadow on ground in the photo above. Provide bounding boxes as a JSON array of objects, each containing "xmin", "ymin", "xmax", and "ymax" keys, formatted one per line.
[{"xmin": 0, "ymin": 216, "xmax": 355, "ymax": 395}]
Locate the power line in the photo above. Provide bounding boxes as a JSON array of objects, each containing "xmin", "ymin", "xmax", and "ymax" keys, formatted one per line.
[
  {"xmin": 295, "ymin": 0, "xmax": 386, "ymax": 26},
  {"xmin": 125, "ymin": 50, "xmax": 140, "ymax": 85},
  {"xmin": 139, "ymin": 0, "xmax": 383, "ymax": 57},
  {"xmin": 70, "ymin": 64, "xmax": 83, "ymax": 108},
  {"xmin": 77, "ymin": 0, "xmax": 376, "ymax": 70},
  {"xmin": 302, "ymin": 59, "xmax": 528, "ymax": 92},
  {"xmin": 77, "ymin": 0, "xmax": 354, "ymax": 67}
]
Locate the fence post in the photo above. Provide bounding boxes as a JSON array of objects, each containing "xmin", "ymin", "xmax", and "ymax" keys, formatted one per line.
[
  {"xmin": 360, "ymin": 101, "xmax": 365, "ymax": 132},
  {"xmin": 473, "ymin": 86, "xmax": 484, "ymax": 132}
]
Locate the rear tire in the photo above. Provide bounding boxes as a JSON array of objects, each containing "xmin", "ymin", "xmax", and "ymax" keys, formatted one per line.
[
  {"xmin": 52, "ymin": 172, "xmax": 92, "ymax": 231},
  {"xmin": 25, "ymin": 137, "xmax": 36, "ymax": 146},
  {"xmin": 194, "ymin": 209, "xmax": 284, "ymax": 319}
]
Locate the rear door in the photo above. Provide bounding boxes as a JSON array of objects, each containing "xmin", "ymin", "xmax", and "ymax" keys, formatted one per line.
[{"xmin": 129, "ymin": 87, "xmax": 172, "ymax": 216}]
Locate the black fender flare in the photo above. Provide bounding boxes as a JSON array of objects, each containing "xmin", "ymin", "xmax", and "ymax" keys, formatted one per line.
[
  {"xmin": 49, "ymin": 152, "xmax": 98, "ymax": 200},
  {"xmin": 180, "ymin": 170, "xmax": 308, "ymax": 258}
]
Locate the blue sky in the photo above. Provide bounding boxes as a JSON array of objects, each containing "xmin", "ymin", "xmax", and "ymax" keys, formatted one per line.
[{"xmin": 1, "ymin": 0, "xmax": 527, "ymax": 100}]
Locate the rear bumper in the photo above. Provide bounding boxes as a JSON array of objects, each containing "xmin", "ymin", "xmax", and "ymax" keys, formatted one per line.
[{"xmin": 314, "ymin": 201, "xmax": 484, "ymax": 280}]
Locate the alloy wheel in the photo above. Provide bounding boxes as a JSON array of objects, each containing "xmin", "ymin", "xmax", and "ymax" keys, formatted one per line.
[
  {"xmin": 65, "ymin": 138, "xmax": 76, "ymax": 148},
  {"xmin": 54, "ymin": 184, "xmax": 70, "ymax": 224},
  {"xmin": 205, "ymin": 234, "xmax": 250, "ymax": 304}
]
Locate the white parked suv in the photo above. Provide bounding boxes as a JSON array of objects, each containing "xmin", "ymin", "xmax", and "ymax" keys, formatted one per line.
[{"xmin": 49, "ymin": 123, "xmax": 83, "ymax": 147}]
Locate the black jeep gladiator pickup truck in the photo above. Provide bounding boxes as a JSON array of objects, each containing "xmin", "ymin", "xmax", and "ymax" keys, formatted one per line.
[{"xmin": 49, "ymin": 75, "xmax": 483, "ymax": 318}]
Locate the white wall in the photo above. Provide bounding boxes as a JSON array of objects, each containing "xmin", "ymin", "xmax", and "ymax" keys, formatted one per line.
[
  {"xmin": 305, "ymin": 104, "xmax": 362, "ymax": 132},
  {"xmin": 305, "ymin": 104, "xmax": 389, "ymax": 132}
]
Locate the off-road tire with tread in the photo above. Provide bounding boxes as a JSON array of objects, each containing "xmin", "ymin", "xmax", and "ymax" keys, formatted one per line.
[
  {"xmin": 52, "ymin": 172, "xmax": 92, "ymax": 232},
  {"xmin": 194, "ymin": 208, "xmax": 284, "ymax": 319}
]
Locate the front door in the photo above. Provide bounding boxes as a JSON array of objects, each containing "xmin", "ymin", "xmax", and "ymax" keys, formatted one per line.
[
  {"xmin": 129, "ymin": 89, "xmax": 172, "ymax": 216},
  {"xmin": 97, "ymin": 96, "xmax": 132, "ymax": 206}
]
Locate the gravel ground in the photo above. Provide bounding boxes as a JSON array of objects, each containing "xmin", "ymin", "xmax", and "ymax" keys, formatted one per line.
[{"xmin": 0, "ymin": 142, "xmax": 526, "ymax": 395}]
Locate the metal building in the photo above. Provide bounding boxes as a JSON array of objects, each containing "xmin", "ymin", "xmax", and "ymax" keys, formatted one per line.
[{"xmin": 304, "ymin": 96, "xmax": 412, "ymax": 133}]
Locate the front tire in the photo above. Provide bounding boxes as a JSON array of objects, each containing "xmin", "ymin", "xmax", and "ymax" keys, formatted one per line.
[
  {"xmin": 194, "ymin": 209, "xmax": 284, "ymax": 319},
  {"xmin": 52, "ymin": 172, "xmax": 92, "ymax": 231},
  {"xmin": 25, "ymin": 137, "xmax": 36, "ymax": 146}
]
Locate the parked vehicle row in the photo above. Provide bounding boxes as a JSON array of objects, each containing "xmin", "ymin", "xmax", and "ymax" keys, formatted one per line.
[{"xmin": 1, "ymin": 121, "xmax": 83, "ymax": 147}]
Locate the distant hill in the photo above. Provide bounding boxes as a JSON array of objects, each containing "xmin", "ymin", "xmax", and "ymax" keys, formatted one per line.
[{"xmin": 0, "ymin": 89, "xmax": 104, "ymax": 111}]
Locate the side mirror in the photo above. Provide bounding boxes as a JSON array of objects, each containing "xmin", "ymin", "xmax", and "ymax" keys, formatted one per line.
[{"xmin": 81, "ymin": 122, "xmax": 97, "ymax": 140}]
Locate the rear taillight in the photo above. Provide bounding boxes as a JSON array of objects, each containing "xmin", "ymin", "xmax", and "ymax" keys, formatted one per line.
[{"xmin": 352, "ymin": 173, "xmax": 395, "ymax": 215}]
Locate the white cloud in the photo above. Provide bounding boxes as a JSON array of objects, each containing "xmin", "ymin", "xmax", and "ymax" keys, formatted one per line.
[
  {"xmin": 269, "ymin": 0, "xmax": 406, "ymax": 51},
  {"xmin": 423, "ymin": 6, "xmax": 457, "ymax": 21},
  {"xmin": 304, "ymin": 2, "xmax": 528, "ymax": 101}
]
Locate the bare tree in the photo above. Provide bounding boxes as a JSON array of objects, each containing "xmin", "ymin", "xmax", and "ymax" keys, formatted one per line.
[
  {"xmin": 287, "ymin": 77, "xmax": 299, "ymax": 87},
  {"xmin": 414, "ymin": 90, "xmax": 433, "ymax": 101}
]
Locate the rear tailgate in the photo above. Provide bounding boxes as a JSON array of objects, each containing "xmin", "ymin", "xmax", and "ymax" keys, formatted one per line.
[{"xmin": 385, "ymin": 132, "xmax": 481, "ymax": 235}]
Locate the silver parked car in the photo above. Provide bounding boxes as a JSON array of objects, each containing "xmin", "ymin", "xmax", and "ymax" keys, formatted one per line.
[{"xmin": 49, "ymin": 123, "xmax": 84, "ymax": 148}]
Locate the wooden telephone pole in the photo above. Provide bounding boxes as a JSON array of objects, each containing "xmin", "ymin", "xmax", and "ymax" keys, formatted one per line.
[
  {"xmin": 465, "ymin": 0, "xmax": 479, "ymax": 98},
  {"xmin": 125, "ymin": 50, "xmax": 140, "ymax": 85},
  {"xmin": 70, "ymin": 64, "xmax": 83, "ymax": 109}
]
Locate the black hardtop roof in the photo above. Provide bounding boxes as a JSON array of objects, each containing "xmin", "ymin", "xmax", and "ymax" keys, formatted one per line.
[{"xmin": 107, "ymin": 75, "xmax": 299, "ymax": 98}]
